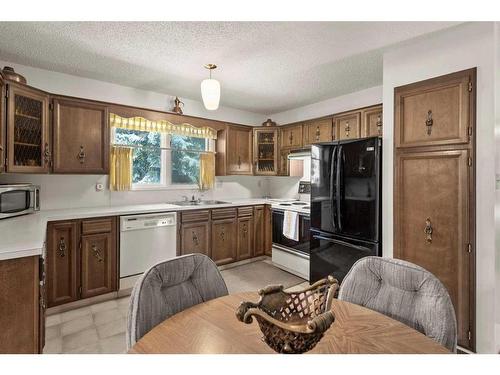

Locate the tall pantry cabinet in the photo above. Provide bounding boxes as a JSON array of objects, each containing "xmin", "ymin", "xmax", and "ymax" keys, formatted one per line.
[{"xmin": 393, "ymin": 68, "xmax": 476, "ymax": 351}]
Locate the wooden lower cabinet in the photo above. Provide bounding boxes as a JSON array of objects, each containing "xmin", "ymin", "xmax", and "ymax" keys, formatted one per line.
[
  {"xmin": 180, "ymin": 221, "xmax": 210, "ymax": 257},
  {"xmin": 237, "ymin": 216, "xmax": 254, "ymax": 260},
  {"xmin": 46, "ymin": 221, "xmax": 79, "ymax": 307},
  {"xmin": 46, "ymin": 217, "xmax": 118, "ymax": 308},
  {"xmin": 211, "ymin": 219, "xmax": 237, "ymax": 265},
  {"xmin": 81, "ymin": 232, "xmax": 117, "ymax": 299},
  {"xmin": 253, "ymin": 206, "xmax": 265, "ymax": 256},
  {"xmin": 0, "ymin": 256, "xmax": 41, "ymax": 353}
]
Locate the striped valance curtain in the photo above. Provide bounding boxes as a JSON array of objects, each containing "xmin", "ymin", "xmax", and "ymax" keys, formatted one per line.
[{"xmin": 109, "ymin": 113, "xmax": 217, "ymax": 140}]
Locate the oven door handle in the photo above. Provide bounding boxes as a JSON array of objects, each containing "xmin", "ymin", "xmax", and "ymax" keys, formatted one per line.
[{"xmin": 312, "ymin": 234, "xmax": 370, "ymax": 252}]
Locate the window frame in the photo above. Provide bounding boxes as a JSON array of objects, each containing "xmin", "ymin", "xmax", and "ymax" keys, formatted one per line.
[{"xmin": 111, "ymin": 128, "xmax": 213, "ymax": 191}]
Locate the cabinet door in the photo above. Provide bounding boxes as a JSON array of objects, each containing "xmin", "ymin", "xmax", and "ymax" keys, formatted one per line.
[
  {"xmin": 394, "ymin": 148, "xmax": 472, "ymax": 349},
  {"xmin": 180, "ymin": 221, "xmax": 210, "ymax": 257},
  {"xmin": 81, "ymin": 232, "xmax": 117, "ymax": 299},
  {"xmin": 0, "ymin": 76, "xmax": 4, "ymax": 173},
  {"xmin": 280, "ymin": 124, "xmax": 303, "ymax": 149},
  {"xmin": 0, "ymin": 256, "xmax": 40, "ymax": 353},
  {"xmin": 237, "ymin": 216, "xmax": 254, "ymax": 260},
  {"xmin": 264, "ymin": 205, "xmax": 273, "ymax": 256},
  {"xmin": 335, "ymin": 111, "xmax": 361, "ymax": 140},
  {"xmin": 304, "ymin": 118, "xmax": 333, "ymax": 146},
  {"xmin": 362, "ymin": 105, "xmax": 383, "ymax": 137},
  {"xmin": 278, "ymin": 149, "xmax": 290, "ymax": 176},
  {"xmin": 6, "ymin": 83, "xmax": 50, "ymax": 173},
  {"xmin": 52, "ymin": 98, "xmax": 109, "ymax": 174},
  {"xmin": 46, "ymin": 221, "xmax": 79, "ymax": 307},
  {"xmin": 253, "ymin": 128, "xmax": 279, "ymax": 175},
  {"xmin": 395, "ymin": 69, "xmax": 473, "ymax": 148},
  {"xmin": 227, "ymin": 126, "xmax": 252, "ymax": 175},
  {"xmin": 253, "ymin": 206, "xmax": 265, "ymax": 256},
  {"xmin": 211, "ymin": 219, "xmax": 237, "ymax": 265}
]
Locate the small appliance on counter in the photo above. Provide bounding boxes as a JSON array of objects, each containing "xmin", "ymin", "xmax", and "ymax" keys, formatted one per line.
[
  {"xmin": 271, "ymin": 181, "xmax": 311, "ymax": 280},
  {"xmin": 310, "ymin": 137, "xmax": 382, "ymax": 284},
  {"xmin": 0, "ymin": 183, "xmax": 40, "ymax": 219}
]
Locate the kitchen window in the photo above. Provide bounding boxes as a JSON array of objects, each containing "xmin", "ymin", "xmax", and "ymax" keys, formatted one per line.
[{"xmin": 113, "ymin": 128, "xmax": 213, "ymax": 189}]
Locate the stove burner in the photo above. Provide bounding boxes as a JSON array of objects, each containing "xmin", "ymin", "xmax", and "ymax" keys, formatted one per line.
[{"xmin": 292, "ymin": 202, "xmax": 307, "ymax": 206}]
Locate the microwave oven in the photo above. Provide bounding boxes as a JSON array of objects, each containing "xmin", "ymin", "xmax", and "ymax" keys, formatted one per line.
[{"xmin": 0, "ymin": 184, "xmax": 40, "ymax": 219}]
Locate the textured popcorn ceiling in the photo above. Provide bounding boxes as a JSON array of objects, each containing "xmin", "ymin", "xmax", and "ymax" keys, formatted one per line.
[{"xmin": 0, "ymin": 22, "xmax": 459, "ymax": 114}]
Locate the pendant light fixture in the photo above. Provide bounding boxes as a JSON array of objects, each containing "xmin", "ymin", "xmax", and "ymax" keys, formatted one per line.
[{"xmin": 201, "ymin": 64, "xmax": 220, "ymax": 111}]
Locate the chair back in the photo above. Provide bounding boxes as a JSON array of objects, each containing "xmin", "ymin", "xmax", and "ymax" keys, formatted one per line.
[
  {"xmin": 126, "ymin": 253, "xmax": 228, "ymax": 349},
  {"xmin": 338, "ymin": 256, "xmax": 457, "ymax": 352}
]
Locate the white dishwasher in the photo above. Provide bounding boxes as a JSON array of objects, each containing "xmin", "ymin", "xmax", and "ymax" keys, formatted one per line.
[{"xmin": 119, "ymin": 212, "xmax": 177, "ymax": 290}]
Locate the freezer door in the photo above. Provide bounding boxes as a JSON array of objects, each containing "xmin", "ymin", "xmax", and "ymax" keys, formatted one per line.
[
  {"xmin": 310, "ymin": 143, "xmax": 338, "ymax": 234},
  {"xmin": 336, "ymin": 137, "xmax": 381, "ymax": 241},
  {"xmin": 309, "ymin": 231, "xmax": 380, "ymax": 284}
]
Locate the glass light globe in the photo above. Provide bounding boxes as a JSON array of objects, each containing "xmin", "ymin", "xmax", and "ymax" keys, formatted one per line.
[{"xmin": 201, "ymin": 78, "xmax": 221, "ymax": 110}]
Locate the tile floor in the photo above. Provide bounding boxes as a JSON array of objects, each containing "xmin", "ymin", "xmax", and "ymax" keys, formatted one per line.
[{"xmin": 43, "ymin": 260, "xmax": 307, "ymax": 354}]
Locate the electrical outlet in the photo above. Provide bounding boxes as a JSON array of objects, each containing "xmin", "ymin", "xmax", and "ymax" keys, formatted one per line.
[{"xmin": 95, "ymin": 183, "xmax": 104, "ymax": 191}]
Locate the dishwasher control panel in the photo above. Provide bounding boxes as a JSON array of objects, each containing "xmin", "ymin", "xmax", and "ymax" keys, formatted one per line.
[{"xmin": 120, "ymin": 212, "xmax": 177, "ymax": 231}]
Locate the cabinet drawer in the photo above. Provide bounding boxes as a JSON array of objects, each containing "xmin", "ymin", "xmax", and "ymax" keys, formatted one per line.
[
  {"xmin": 181, "ymin": 210, "xmax": 210, "ymax": 223},
  {"xmin": 238, "ymin": 206, "xmax": 254, "ymax": 217},
  {"xmin": 211, "ymin": 208, "xmax": 237, "ymax": 220},
  {"xmin": 81, "ymin": 217, "xmax": 114, "ymax": 235}
]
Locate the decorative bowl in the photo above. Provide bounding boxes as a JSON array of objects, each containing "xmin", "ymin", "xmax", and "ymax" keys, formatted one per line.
[{"xmin": 236, "ymin": 276, "xmax": 339, "ymax": 354}]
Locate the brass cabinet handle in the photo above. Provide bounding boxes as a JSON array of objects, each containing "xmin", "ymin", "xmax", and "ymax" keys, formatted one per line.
[
  {"xmin": 238, "ymin": 156, "xmax": 241, "ymax": 169},
  {"xmin": 220, "ymin": 227, "xmax": 225, "ymax": 241},
  {"xmin": 376, "ymin": 115, "xmax": 382, "ymax": 135},
  {"xmin": 345, "ymin": 121, "xmax": 350, "ymax": 137},
  {"xmin": 92, "ymin": 244, "xmax": 104, "ymax": 262},
  {"xmin": 424, "ymin": 217, "xmax": 433, "ymax": 243},
  {"xmin": 192, "ymin": 231, "xmax": 199, "ymax": 246},
  {"xmin": 242, "ymin": 223, "xmax": 247, "ymax": 238},
  {"xmin": 44, "ymin": 142, "xmax": 51, "ymax": 165},
  {"xmin": 426, "ymin": 110, "xmax": 433, "ymax": 135},
  {"xmin": 289, "ymin": 133, "xmax": 293, "ymax": 145},
  {"xmin": 78, "ymin": 145, "xmax": 86, "ymax": 164},
  {"xmin": 58, "ymin": 237, "xmax": 66, "ymax": 257},
  {"xmin": 315, "ymin": 126, "xmax": 320, "ymax": 141}
]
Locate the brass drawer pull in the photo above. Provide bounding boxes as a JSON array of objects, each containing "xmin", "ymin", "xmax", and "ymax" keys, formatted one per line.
[
  {"xmin": 315, "ymin": 126, "xmax": 321, "ymax": 141},
  {"xmin": 242, "ymin": 223, "xmax": 247, "ymax": 237},
  {"xmin": 192, "ymin": 231, "xmax": 199, "ymax": 246},
  {"xmin": 345, "ymin": 121, "xmax": 350, "ymax": 137},
  {"xmin": 58, "ymin": 237, "xmax": 66, "ymax": 257},
  {"xmin": 220, "ymin": 228, "xmax": 225, "ymax": 241},
  {"xmin": 424, "ymin": 217, "xmax": 433, "ymax": 243},
  {"xmin": 92, "ymin": 244, "xmax": 104, "ymax": 262},
  {"xmin": 376, "ymin": 115, "xmax": 382, "ymax": 135},
  {"xmin": 78, "ymin": 146, "xmax": 86, "ymax": 164},
  {"xmin": 426, "ymin": 110, "xmax": 433, "ymax": 135},
  {"xmin": 44, "ymin": 142, "xmax": 52, "ymax": 165}
]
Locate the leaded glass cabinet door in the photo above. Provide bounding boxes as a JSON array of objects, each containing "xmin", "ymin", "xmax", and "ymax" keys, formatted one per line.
[
  {"xmin": 253, "ymin": 128, "xmax": 278, "ymax": 175},
  {"xmin": 6, "ymin": 83, "xmax": 50, "ymax": 173}
]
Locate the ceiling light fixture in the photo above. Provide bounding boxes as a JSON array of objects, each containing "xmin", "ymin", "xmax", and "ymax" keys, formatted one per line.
[{"xmin": 201, "ymin": 64, "xmax": 220, "ymax": 111}]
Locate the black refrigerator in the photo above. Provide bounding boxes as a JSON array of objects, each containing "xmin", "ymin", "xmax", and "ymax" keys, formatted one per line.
[{"xmin": 309, "ymin": 137, "xmax": 382, "ymax": 283}]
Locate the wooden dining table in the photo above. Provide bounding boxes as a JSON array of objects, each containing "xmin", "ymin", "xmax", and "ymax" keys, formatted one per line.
[{"xmin": 129, "ymin": 292, "xmax": 450, "ymax": 354}]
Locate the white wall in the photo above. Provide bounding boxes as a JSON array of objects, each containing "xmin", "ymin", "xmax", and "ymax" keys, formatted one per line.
[
  {"xmin": 382, "ymin": 22, "xmax": 496, "ymax": 353},
  {"xmin": 268, "ymin": 85, "xmax": 382, "ymax": 125},
  {"xmin": 494, "ymin": 22, "xmax": 500, "ymax": 353},
  {"xmin": 0, "ymin": 60, "xmax": 266, "ymax": 126}
]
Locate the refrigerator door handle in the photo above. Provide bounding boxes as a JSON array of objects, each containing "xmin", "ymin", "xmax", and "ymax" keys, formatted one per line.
[
  {"xmin": 312, "ymin": 234, "xmax": 371, "ymax": 252},
  {"xmin": 336, "ymin": 145, "xmax": 343, "ymax": 232},
  {"xmin": 329, "ymin": 146, "xmax": 337, "ymax": 232}
]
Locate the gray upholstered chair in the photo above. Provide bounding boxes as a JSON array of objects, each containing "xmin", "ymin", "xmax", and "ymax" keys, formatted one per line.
[
  {"xmin": 338, "ymin": 256, "xmax": 457, "ymax": 352},
  {"xmin": 126, "ymin": 253, "xmax": 228, "ymax": 349}
]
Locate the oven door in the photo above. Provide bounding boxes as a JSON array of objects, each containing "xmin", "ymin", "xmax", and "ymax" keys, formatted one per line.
[
  {"xmin": 0, "ymin": 186, "xmax": 40, "ymax": 219},
  {"xmin": 272, "ymin": 210, "xmax": 310, "ymax": 255}
]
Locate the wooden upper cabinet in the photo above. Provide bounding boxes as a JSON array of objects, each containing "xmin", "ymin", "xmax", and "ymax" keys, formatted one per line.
[
  {"xmin": 303, "ymin": 118, "xmax": 333, "ymax": 146},
  {"xmin": 395, "ymin": 69, "xmax": 474, "ymax": 148},
  {"xmin": 226, "ymin": 126, "xmax": 252, "ymax": 175},
  {"xmin": 52, "ymin": 97, "xmax": 109, "ymax": 174},
  {"xmin": 5, "ymin": 83, "xmax": 50, "ymax": 173},
  {"xmin": 80, "ymin": 231, "xmax": 116, "ymax": 299},
  {"xmin": 394, "ymin": 148, "xmax": 471, "ymax": 348},
  {"xmin": 0, "ymin": 76, "xmax": 4, "ymax": 173},
  {"xmin": 280, "ymin": 124, "xmax": 303, "ymax": 149},
  {"xmin": 362, "ymin": 105, "xmax": 383, "ymax": 138},
  {"xmin": 253, "ymin": 128, "xmax": 279, "ymax": 175},
  {"xmin": 335, "ymin": 111, "xmax": 361, "ymax": 140},
  {"xmin": 46, "ymin": 221, "xmax": 79, "ymax": 307}
]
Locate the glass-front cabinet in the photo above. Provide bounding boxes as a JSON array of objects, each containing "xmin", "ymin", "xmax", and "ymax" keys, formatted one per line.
[
  {"xmin": 253, "ymin": 128, "xmax": 278, "ymax": 175},
  {"xmin": 6, "ymin": 83, "xmax": 50, "ymax": 173}
]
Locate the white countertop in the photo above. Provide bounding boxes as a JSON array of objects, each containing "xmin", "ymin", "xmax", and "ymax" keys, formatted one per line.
[{"xmin": 0, "ymin": 198, "xmax": 271, "ymax": 261}]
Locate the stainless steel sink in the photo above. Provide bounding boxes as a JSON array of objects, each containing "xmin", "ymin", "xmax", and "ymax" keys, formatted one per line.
[{"xmin": 168, "ymin": 200, "xmax": 229, "ymax": 206}]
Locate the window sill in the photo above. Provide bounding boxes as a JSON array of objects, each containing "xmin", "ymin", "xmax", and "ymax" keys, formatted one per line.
[{"xmin": 131, "ymin": 184, "xmax": 201, "ymax": 191}]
